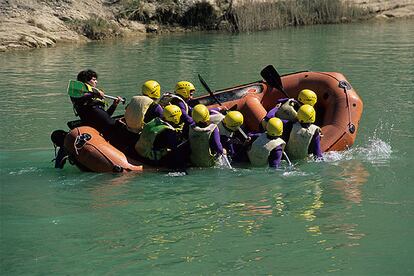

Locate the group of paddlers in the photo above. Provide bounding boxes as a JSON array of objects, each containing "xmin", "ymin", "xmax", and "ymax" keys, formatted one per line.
[{"xmin": 52, "ymin": 69, "xmax": 323, "ymax": 173}]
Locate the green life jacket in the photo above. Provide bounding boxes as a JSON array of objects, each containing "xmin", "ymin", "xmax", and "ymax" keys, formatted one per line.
[
  {"xmin": 275, "ymin": 99, "xmax": 298, "ymax": 122},
  {"xmin": 67, "ymin": 80, "xmax": 106, "ymax": 106},
  {"xmin": 124, "ymin": 95, "xmax": 154, "ymax": 133},
  {"xmin": 189, "ymin": 123, "xmax": 218, "ymax": 167},
  {"xmin": 285, "ymin": 123, "xmax": 320, "ymax": 160},
  {"xmin": 248, "ymin": 133, "xmax": 285, "ymax": 166},
  {"xmin": 135, "ymin": 117, "xmax": 175, "ymax": 161}
]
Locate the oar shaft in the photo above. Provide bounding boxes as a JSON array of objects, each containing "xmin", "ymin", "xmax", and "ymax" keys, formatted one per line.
[
  {"xmin": 198, "ymin": 74, "xmax": 249, "ymax": 140},
  {"xmin": 282, "ymin": 151, "xmax": 292, "ymax": 166},
  {"xmin": 104, "ymin": 94, "xmax": 126, "ymax": 104}
]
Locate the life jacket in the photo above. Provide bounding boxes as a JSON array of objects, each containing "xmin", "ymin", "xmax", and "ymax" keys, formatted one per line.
[
  {"xmin": 67, "ymin": 80, "xmax": 106, "ymax": 109},
  {"xmin": 275, "ymin": 99, "xmax": 298, "ymax": 122},
  {"xmin": 218, "ymin": 122, "xmax": 234, "ymax": 138},
  {"xmin": 285, "ymin": 123, "xmax": 320, "ymax": 160},
  {"xmin": 134, "ymin": 117, "xmax": 175, "ymax": 161},
  {"xmin": 159, "ymin": 93, "xmax": 189, "ymax": 114},
  {"xmin": 189, "ymin": 123, "xmax": 218, "ymax": 167},
  {"xmin": 124, "ymin": 95, "xmax": 154, "ymax": 133},
  {"xmin": 247, "ymin": 133, "xmax": 285, "ymax": 166},
  {"xmin": 209, "ymin": 111, "xmax": 234, "ymax": 138},
  {"xmin": 210, "ymin": 110, "xmax": 225, "ymax": 125}
]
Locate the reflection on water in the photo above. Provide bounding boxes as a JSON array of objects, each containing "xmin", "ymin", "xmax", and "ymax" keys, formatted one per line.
[
  {"xmin": 332, "ymin": 160, "xmax": 369, "ymax": 204},
  {"xmin": 295, "ymin": 158, "xmax": 370, "ymax": 257}
]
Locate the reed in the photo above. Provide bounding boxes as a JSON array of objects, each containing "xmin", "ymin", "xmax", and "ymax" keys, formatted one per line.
[{"xmin": 228, "ymin": 0, "xmax": 373, "ymax": 32}]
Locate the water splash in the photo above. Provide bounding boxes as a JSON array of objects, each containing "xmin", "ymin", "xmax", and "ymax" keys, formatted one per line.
[{"xmin": 324, "ymin": 137, "xmax": 392, "ymax": 165}]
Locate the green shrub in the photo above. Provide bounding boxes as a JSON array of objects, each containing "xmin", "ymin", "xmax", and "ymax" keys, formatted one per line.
[{"xmin": 68, "ymin": 17, "xmax": 121, "ymax": 40}]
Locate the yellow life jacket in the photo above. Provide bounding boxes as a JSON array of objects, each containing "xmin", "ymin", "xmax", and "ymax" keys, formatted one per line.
[
  {"xmin": 189, "ymin": 123, "xmax": 218, "ymax": 167},
  {"xmin": 124, "ymin": 96, "xmax": 154, "ymax": 133},
  {"xmin": 247, "ymin": 133, "xmax": 285, "ymax": 166},
  {"xmin": 286, "ymin": 123, "xmax": 320, "ymax": 160}
]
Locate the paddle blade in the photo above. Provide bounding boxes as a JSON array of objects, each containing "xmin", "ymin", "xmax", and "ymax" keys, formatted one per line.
[
  {"xmin": 67, "ymin": 80, "xmax": 88, "ymax": 98},
  {"xmin": 260, "ymin": 65, "xmax": 283, "ymax": 90},
  {"xmin": 260, "ymin": 65, "xmax": 289, "ymax": 98}
]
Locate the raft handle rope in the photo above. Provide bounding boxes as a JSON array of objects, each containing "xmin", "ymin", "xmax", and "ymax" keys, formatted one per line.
[
  {"xmin": 338, "ymin": 80, "xmax": 355, "ymax": 134},
  {"xmin": 73, "ymin": 132, "xmax": 128, "ymax": 172},
  {"xmin": 74, "ymin": 133, "xmax": 92, "ymax": 155}
]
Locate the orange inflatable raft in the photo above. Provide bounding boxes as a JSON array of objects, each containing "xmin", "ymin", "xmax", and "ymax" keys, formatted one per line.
[
  {"xmin": 64, "ymin": 126, "xmax": 143, "ymax": 173},
  {"xmin": 194, "ymin": 70, "xmax": 363, "ymax": 152},
  {"xmin": 59, "ymin": 68, "xmax": 363, "ymax": 172}
]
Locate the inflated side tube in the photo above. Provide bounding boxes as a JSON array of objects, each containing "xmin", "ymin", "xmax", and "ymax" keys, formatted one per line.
[{"xmin": 64, "ymin": 126, "xmax": 143, "ymax": 173}]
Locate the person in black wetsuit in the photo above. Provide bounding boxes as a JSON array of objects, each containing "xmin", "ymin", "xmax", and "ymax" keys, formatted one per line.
[{"xmin": 71, "ymin": 69, "xmax": 136, "ymax": 150}]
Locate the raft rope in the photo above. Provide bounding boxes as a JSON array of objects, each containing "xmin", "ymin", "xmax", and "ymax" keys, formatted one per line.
[
  {"xmin": 338, "ymin": 80, "xmax": 355, "ymax": 134},
  {"xmin": 317, "ymin": 72, "xmax": 355, "ymax": 135},
  {"xmin": 74, "ymin": 133, "xmax": 92, "ymax": 155}
]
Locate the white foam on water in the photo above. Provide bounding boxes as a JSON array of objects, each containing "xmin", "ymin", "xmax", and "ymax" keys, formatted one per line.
[{"xmin": 323, "ymin": 120, "xmax": 393, "ymax": 165}]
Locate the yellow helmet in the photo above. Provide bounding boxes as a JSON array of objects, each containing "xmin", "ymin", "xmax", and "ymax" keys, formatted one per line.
[
  {"xmin": 223, "ymin": 111, "xmax": 244, "ymax": 131},
  {"xmin": 163, "ymin": 104, "xmax": 182, "ymax": 125},
  {"xmin": 192, "ymin": 104, "xmax": 210, "ymax": 124},
  {"xmin": 142, "ymin": 80, "xmax": 161, "ymax": 99},
  {"xmin": 175, "ymin": 81, "xmax": 195, "ymax": 100},
  {"xmin": 267, "ymin": 117, "xmax": 283, "ymax": 137},
  {"xmin": 298, "ymin": 89, "xmax": 317, "ymax": 106},
  {"xmin": 297, "ymin": 104, "xmax": 316, "ymax": 123}
]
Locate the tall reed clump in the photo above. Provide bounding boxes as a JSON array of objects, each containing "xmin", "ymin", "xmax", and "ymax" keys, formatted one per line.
[{"xmin": 228, "ymin": 0, "xmax": 373, "ymax": 32}]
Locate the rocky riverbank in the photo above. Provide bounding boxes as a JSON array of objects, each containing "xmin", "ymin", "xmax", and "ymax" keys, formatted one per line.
[{"xmin": 1, "ymin": 0, "xmax": 413, "ymax": 52}]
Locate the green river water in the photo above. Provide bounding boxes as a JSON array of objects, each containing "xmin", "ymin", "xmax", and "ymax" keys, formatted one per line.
[{"xmin": 1, "ymin": 20, "xmax": 413, "ymax": 275}]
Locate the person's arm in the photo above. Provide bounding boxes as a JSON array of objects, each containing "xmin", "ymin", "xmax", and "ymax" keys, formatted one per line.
[
  {"xmin": 209, "ymin": 127, "xmax": 224, "ymax": 155},
  {"xmin": 220, "ymin": 134, "xmax": 235, "ymax": 156},
  {"xmin": 310, "ymin": 131, "xmax": 323, "ymax": 159},
  {"xmin": 54, "ymin": 147, "xmax": 68, "ymax": 169},
  {"xmin": 264, "ymin": 98, "xmax": 289, "ymax": 120},
  {"xmin": 164, "ymin": 130, "xmax": 187, "ymax": 172},
  {"xmin": 144, "ymin": 103, "xmax": 163, "ymax": 123},
  {"xmin": 177, "ymin": 102, "xmax": 194, "ymax": 125},
  {"xmin": 106, "ymin": 97, "xmax": 121, "ymax": 116},
  {"xmin": 154, "ymin": 104, "xmax": 163, "ymax": 118},
  {"xmin": 268, "ymin": 145, "xmax": 283, "ymax": 168}
]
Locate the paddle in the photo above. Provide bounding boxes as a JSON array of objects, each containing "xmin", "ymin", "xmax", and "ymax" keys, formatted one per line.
[
  {"xmin": 197, "ymin": 74, "xmax": 248, "ymax": 140},
  {"xmin": 67, "ymin": 80, "xmax": 126, "ymax": 104},
  {"xmin": 98, "ymin": 90, "xmax": 126, "ymax": 104},
  {"xmin": 198, "ymin": 74, "xmax": 222, "ymax": 107},
  {"xmin": 260, "ymin": 65, "xmax": 289, "ymax": 98},
  {"xmin": 220, "ymin": 154, "xmax": 233, "ymax": 169}
]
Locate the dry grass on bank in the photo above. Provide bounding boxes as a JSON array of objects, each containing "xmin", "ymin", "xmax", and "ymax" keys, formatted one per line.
[{"xmin": 227, "ymin": 0, "xmax": 373, "ymax": 32}]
